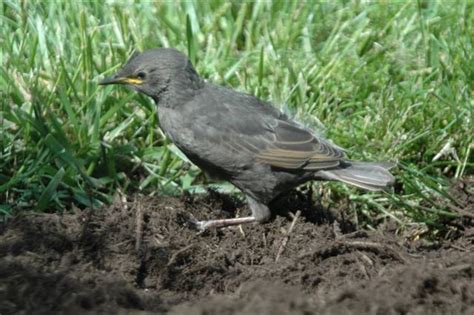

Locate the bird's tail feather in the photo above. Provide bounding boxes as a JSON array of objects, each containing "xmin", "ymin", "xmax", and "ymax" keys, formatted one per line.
[{"xmin": 317, "ymin": 161, "xmax": 396, "ymax": 191}]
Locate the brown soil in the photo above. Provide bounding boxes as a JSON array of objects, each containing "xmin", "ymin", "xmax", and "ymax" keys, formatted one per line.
[{"xmin": 1, "ymin": 180, "xmax": 473, "ymax": 315}]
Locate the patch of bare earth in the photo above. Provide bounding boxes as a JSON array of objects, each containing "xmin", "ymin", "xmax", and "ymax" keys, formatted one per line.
[{"xmin": 1, "ymin": 179, "xmax": 473, "ymax": 314}]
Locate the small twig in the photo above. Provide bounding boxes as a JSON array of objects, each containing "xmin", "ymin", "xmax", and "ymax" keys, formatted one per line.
[
  {"xmin": 238, "ymin": 225, "xmax": 246, "ymax": 237},
  {"xmin": 343, "ymin": 240, "xmax": 407, "ymax": 263},
  {"xmin": 79, "ymin": 207, "xmax": 94, "ymax": 243},
  {"xmin": 235, "ymin": 207, "xmax": 246, "ymax": 238},
  {"xmin": 121, "ymin": 191, "xmax": 128, "ymax": 210},
  {"xmin": 297, "ymin": 239, "xmax": 407, "ymax": 263},
  {"xmin": 332, "ymin": 221, "xmax": 343, "ymax": 240},
  {"xmin": 167, "ymin": 244, "xmax": 195, "ymax": 267},
  {"xmin": 355, "ymin": 253, "xmax": 371, "ymax": 279},
  {"xmin": 446, "ymin": 263, "xmax": 472, "ymax": 273},
  {"xmin": 451, "ymin": 206, "xmax": 474, "ymax": 219},
  {"xmin": 343, "ymin": 240, "xmax": 386, "ymax": 250},
  {"xmin": 358, "ymin": 252, "xmax": 374, "ymax": 267},
  {"xmin": 449, "ymin": 244, "xmax": 467, "ymax": 252},
  {"xmin": 135, "ymin": 201, "xmax": 144, "ymax": 253},
  {"xmin": 275, "ymin": 210, "xmax": 301, "ymax": 262}
]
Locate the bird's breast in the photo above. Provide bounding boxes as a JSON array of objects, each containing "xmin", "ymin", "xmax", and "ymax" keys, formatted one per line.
[{"xmin": 157, "ymin": 107, "xmax": 183, "ymax": 143}]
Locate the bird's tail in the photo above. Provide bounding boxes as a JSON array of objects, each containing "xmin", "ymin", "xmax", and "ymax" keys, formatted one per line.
[{"xmin": 317, "ymin": 161, "xmax": 396, "ymax": 191}]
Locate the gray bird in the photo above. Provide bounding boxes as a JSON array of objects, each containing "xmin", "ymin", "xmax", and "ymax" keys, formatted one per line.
[{"xmin": 100, "ymin": 48, "xmax": 395, "ymax": 231}]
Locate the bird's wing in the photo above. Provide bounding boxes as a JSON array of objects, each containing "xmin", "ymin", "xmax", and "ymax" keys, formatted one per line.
[
  {"xmin": 254, "ymin": 120, "xmax": 344, "ymax": 170},
  {"xmin": 215, "ymin": 99, "xmax": 346, "ymax": 171}
]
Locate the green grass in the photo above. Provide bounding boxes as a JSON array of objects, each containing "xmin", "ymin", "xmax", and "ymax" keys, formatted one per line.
[{"xmin": 1, "ymin": 1, "xmax": 472, "ymax": 234}]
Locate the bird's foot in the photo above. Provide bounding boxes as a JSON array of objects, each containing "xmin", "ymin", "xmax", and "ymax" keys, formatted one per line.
[
  {"xmin": 187, "ymin": 215, "xmax": 212, "ymax": 233},
  {"xmin": 187, "ymin": 214, "xmax": 256, "ymax": 233}
]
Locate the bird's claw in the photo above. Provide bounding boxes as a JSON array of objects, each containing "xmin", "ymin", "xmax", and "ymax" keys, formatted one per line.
[{"xmin": 187, "ymin": 214, "xmax": 209, "ymax": 233}]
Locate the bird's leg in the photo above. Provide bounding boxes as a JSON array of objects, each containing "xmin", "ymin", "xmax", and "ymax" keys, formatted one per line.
[
  {"xmin": 188, "ymin": 196, "xmax": 270, "ymax": 232},
  {"xmin": 189, "ymin": 215, "xmax": 256, "ymax": 232},
  {"xmin": 246, "ymin": 195, "xmax": 271, "ymax": 222}
]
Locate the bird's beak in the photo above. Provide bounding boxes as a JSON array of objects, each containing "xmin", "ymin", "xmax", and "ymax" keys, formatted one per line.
[{"xmin": 99, "ymin": 75, "xmax": 144, "ymax": 86}]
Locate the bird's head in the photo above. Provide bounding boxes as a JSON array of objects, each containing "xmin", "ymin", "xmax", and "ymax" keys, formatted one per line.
[{"xmin": 99, "ymin": 48, "xmax": 202, "ymax": 101}]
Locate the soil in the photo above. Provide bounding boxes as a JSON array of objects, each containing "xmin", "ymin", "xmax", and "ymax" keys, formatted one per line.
[{"xmin": 1, "ymin": 179, "xmax": 473, "ymax": 315}]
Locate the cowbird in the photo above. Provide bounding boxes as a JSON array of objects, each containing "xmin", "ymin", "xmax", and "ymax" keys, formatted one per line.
[{"xmin": 100, "ymin": 48, "xmax": 395, "ymax": 231}]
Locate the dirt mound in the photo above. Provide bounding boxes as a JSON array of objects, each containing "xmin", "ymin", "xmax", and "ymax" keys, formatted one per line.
[{"xmin": 1, "ymin": 182, "xmax": 473, "ymax": 314}]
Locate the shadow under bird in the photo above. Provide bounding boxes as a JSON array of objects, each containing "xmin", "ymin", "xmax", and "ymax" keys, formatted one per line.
[{"xmin": 100, "ymin": 48, "xmax": 395, "ymax": 231}]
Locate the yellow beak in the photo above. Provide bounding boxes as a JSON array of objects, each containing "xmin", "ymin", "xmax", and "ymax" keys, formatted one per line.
[{"xmin": 99, "ymin": 76, "xmax": 144, "ymax": 85}]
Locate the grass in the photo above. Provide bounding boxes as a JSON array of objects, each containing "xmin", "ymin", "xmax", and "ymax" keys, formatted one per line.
[{"xmin": 1, "ymin": 1, "xmax": 472, "ymax": 234}]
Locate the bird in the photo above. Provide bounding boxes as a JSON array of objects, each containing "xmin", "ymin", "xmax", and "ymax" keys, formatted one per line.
[{"xmin": 99, "ymin": 48, "xmax": 395, "ymax": 231}]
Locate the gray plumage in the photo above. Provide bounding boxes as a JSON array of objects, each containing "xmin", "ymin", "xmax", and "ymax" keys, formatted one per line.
[{"xmin": 100, "ymin": 48, "xmax": 395, "ymax": 230}]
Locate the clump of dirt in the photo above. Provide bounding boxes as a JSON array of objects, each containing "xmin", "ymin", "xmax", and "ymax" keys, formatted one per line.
[{"xmin": 1, "ymin": 180, "xmax": 473, "ymax": 314}]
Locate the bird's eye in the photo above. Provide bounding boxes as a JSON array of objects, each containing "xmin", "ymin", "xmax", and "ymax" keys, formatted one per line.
[{"xmin": 137, "ymin": 72, "xmax": 146, "ymax": 79}]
